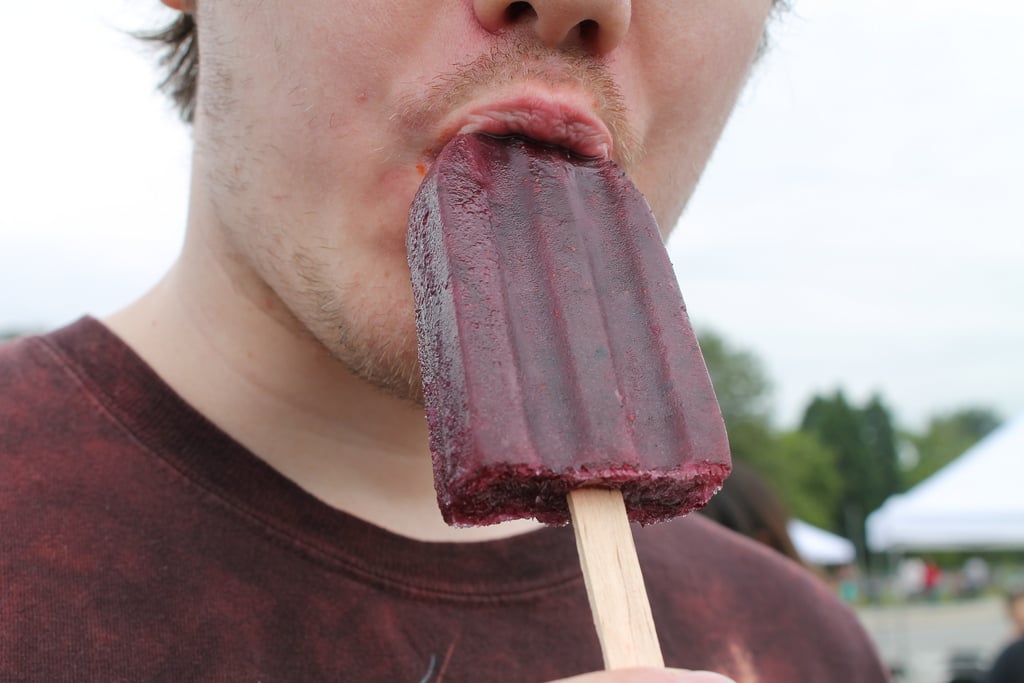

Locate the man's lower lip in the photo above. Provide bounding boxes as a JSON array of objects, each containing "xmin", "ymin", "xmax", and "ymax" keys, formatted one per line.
[{"xmin": 439, "ymin": 93, "xmax": 614, "ymax": 161}]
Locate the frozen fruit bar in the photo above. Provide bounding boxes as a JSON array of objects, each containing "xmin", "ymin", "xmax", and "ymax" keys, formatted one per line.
[{"xmin": 407, "ymin": 133, "xmax": 729, "ymax": 527}]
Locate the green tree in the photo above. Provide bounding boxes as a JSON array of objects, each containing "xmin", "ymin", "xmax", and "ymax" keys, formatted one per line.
[
  {"xmin": 862, "ymin": 396, "xmax": 902, "ymax": 506},
  {"xmin": 697, "ymin": 330, "xmax": 773, "ymax": 428},
  {"xmin": 800, "ymin": 391, "xmax": 902, "ymax": 563},
  {"xmin": 696, "ymin": 329, "xmax": 774, "ymax": 465},
  {"xmin": 747, "ymin": 430, "xmax": 841, "ymax": 530},
  {"xmin": 698, "ymin": 330, "xmax": 842, "ymax": 530},
  {"xmin": 903, "ymin": 407, "xmax": 1003, "ymax": 489}
]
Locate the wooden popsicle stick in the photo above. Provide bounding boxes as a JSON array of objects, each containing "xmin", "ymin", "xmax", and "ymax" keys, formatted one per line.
[{"xmin": 567, "ymin": 487, "xmax": 665, "ymax": 670}]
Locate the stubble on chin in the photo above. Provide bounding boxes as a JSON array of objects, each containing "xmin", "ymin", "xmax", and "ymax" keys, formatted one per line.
[
  {"xmin": 286, "ymin": 38, "xmax": 644, "ymax": 405},
  {"xmin": 292, "ymin": 247, "xmax": 426, "ymax": 405}
]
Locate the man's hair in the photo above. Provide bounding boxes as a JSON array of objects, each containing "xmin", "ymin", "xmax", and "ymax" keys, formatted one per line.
[
  {"xmin": 139, "ymin": 14, "xmax": 198, "ymax": 123},
  {"xmin": 143, "ymin": 4, "xmax": 786, "ymax": 124}
]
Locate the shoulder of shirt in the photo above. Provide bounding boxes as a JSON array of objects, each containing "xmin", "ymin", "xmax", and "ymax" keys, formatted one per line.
[
  {"xmin": 636, "ymin": 512, "xmax": 850, "ymax": 612},
  {"xmin": 633, "ymin": 512, "xmax": 886, "ymax": 678},
  {"xmin": 637, "ymin": 510, "xmax": 816, "ymax": 575},
  {"xmin": 0, "ymin": 330, "xmax": 70, "ymax": 405},
  {"xmin": 0, "ymin": 330, "xmax": 50, "ymax": 365},
  {"xmin": 0, "ymin": 320, "xmax": 111, "ymax": 465}
]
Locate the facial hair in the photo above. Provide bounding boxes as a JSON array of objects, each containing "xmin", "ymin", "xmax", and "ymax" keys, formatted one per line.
[{"xmin": 312, "ymin": 35, "xmax": 639, "ymax": 404}]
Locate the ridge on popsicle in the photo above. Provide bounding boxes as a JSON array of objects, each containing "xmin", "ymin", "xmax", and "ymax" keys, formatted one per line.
[{"xmin": 407, "ymin": 133, "xmax": 730, "ymax": 527}]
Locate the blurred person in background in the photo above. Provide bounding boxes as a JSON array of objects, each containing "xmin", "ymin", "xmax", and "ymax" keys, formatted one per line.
[
  {"xmin": 962, "ymin": 557, "xmax": 991, "ymax": 599},
  {"xmin": 985, "ymin": 589, "xmax": 1024, "ymax": 683},
  {"xmin": 924, "ymin": 559, "xmax": 944, "ymax": 602},
  {"xmin": 898, "ymin": 556, "xmax": 927, "ymax": 601},
  {"xmin": 699, "ymin": 461, "xmax": 802, "ymax": 564}
]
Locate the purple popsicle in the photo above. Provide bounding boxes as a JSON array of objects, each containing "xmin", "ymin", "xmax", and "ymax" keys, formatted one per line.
[{"xmin": 407, "ymin": 133, "xmax": 730, "ymax": 527}]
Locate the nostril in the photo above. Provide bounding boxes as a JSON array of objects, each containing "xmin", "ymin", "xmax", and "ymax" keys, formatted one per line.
[
  {"xmin": 506, "ymin": 1, "xmax": 536, "ymax": 22},
  {"xmin": 475, "ymin": 0, "xmax": 628, "ymax": 54},
  {"xmin": 577, "ymin": 19, "xmax": 599, "ymax": 43}
]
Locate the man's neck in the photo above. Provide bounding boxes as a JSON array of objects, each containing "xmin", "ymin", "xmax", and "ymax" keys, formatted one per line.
[{"xmin": 104, "ymin": 242, "xmax": 542, "ymax": 543}]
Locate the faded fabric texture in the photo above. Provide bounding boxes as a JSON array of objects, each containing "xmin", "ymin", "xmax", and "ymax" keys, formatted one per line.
[{"xmin": 0, "ymin": 318, "xmax": 887, "ymax": 682}]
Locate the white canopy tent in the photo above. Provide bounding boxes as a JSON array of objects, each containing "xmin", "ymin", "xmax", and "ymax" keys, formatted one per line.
[
  {"xmin": 788, "ymin": 519, "xmax": 856, "ymax": 565},
  {"xmin": 867, "ymin": 414, "xmax": 1024, "ymax": 552}
]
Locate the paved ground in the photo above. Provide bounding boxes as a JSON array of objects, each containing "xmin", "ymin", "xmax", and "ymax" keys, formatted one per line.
[{"xmin": 856, "ymin": 597, "xmax": 1011, "ymax": 683}]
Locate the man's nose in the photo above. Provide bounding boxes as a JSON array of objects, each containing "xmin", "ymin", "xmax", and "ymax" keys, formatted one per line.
[{"xmin": 473, "ymin": 0, "xmax": 631, "ymax": 54}]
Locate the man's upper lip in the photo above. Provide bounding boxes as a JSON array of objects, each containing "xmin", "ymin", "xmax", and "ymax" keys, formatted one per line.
[{"xmin": 438, "ymin": 94, "xmax": 613, "ymax": 161}]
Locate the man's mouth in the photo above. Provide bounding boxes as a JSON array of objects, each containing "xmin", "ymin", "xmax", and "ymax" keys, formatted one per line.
[{"xmin": 435, "ymin": 92, "xmax": 615, "ymax": 162}]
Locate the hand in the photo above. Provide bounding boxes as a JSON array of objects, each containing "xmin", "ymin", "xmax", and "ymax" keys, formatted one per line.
[{"xmin": 548, "ymin": 668, "xmax": 735, "ymax": 683}]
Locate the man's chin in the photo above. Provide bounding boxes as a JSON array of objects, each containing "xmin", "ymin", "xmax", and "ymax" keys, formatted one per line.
[
  {"xmin": 323, "ymin": 328, "xmax": 425, "ymax": 406},
  {"xmin": 353, "ymin": 355, "xmax": 425, "ymax": 407},
  {"xmin": 291, "ymin": 252, "xmax": 425, "ymax": 405}
]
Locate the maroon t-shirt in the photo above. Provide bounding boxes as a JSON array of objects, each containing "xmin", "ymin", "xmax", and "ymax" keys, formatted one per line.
[{"xmin": 0, "ymin": 318, "xmax": 887, "ymax": 682}]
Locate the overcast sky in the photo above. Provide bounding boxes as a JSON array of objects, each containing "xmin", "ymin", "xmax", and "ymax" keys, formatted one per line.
[{"xmin": 2, "ymin": 0, "xmax": 1022, "ymax": 431}]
